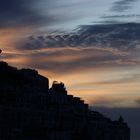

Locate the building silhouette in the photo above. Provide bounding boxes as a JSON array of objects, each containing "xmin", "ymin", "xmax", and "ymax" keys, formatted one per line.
[{"xmin": 0, "ymin": 61, "xmax": 130, "ymax": 140}]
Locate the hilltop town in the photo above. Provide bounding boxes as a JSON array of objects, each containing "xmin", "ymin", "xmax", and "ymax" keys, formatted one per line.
[{"xmin": 0, "ymin": 61, "xmax": 130, "ymax": 140}]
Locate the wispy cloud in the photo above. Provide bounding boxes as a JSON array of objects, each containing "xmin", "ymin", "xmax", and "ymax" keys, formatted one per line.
[
  {"xmin": 3, "ymin": 23, "xmax": 139, "ymax": 74},
  {"xmin": 90, "ymin": 97, "xmax": 139, "ymax": 108},
  {"xmin": 18, "ymin": 23, "xmax": 140, "ymax": 51},
  {"xmin": 111, "ymin": 0, "xmax": 139, "ymax": 12},
  {"xmin": 76, "ymin": 73, "xmax": 140, "ymax": 86},
  {"xmin": 101, "ymin": 14, "xmax": 140, "ymax": 19},
  {"xmin": 135, "ymin": 99, "xmax": 140, "ymax": 105}
]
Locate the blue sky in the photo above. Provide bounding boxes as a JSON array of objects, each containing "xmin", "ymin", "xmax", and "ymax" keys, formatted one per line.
[{"xmin": 35, "ymin": 0, "xmax": 140, "ymax": 31}]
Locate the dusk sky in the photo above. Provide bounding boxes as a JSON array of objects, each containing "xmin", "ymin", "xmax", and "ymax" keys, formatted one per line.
[
  {"xmin": 1, "ymin": 0, "xmax": 140, "ymax": 107},
  {"xmin": 0, "ymin": 0, "xmax": 140, "ymax": 139}
]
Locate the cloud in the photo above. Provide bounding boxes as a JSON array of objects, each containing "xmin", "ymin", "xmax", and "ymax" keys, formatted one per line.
[
  {"xmin": 6, "ymin": 47, "xmax": 138, "ymax": 76},
  {"xmin": 78, "ymin": 74, "xmax": 140, "ymax": 86},
  {"xmin": 135, "ymin": 99, "xmax": 140, "ymax": 105},
  {"xmin": 101, "ymin": 14, "xmax": 140, "ymax": 19},
  {"xmin": 13, "ymin": 48, "xmax": 130, "ymax": 73},
  {"xmin": 89, "ymin": 97, "xmax": 140, "ymax": 108},
  {"xmin": 111, "ymin": 0, "xmax": 138, "ymax": 12},
  {"xmin": 7, "ymin": 23, "xmax": 139, "ymax": 74},
  {"xmin": 18, "ymin": 23, "xmax": 140, "ymax": 51},
  {"xmin": 91, "ymin": 98, "xmax": 122, "ymax": 107},
  {"xmin": 0, "ymin": 0, "xmax": 52, "ymax": 29}
]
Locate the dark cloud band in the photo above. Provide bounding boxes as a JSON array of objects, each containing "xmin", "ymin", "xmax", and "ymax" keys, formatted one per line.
[
  {"xmin": 10, "ymin": 23, "xmax": 139, "ymax": 74},
  {"xmin": 19, "ymin": 23, "xmax": 140, "ymax": 51},
  {"xmin": 0, "ymin": 0, "xmax": 51, "ymax": 28},
  {"xmin": 111, "ymin": 0, "xmax": 138, "ymax": 12}
]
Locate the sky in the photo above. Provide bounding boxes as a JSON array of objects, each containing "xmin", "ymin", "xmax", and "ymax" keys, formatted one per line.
[{"xmin": 0, "ymin": 0, "xmax": 140, "ymax": 139}]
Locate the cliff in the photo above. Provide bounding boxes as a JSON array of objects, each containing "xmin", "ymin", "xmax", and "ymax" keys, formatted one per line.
[{"xmin": 0, "ymin": 61, "xmax": 130, "ymax": 140}]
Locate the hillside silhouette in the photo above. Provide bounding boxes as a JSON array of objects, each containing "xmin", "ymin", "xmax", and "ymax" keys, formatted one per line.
[{"xmin": 0, "ymin": 61, "xmax": 130, "ymax": 140}]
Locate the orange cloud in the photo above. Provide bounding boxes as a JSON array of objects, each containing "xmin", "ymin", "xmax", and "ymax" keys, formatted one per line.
[{"xmin": 0, "ymin": 27, "xmax": 34, "ymax": 52}]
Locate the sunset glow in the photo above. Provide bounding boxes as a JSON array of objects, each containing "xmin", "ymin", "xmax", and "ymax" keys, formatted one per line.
[{"xmin": 0, "ymin": 0, "xmax": 140, "ymax": 110}]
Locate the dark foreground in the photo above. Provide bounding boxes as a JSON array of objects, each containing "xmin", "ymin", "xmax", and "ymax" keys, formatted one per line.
[{"xmin": 0, "ymin": 61, "xmax": 130, "ymax": 140}]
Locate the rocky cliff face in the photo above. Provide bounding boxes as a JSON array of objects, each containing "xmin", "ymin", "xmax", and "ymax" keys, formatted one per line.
[{"xmin": 0, "ymin": 61, "xmax": 130, "ymax": 140}]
